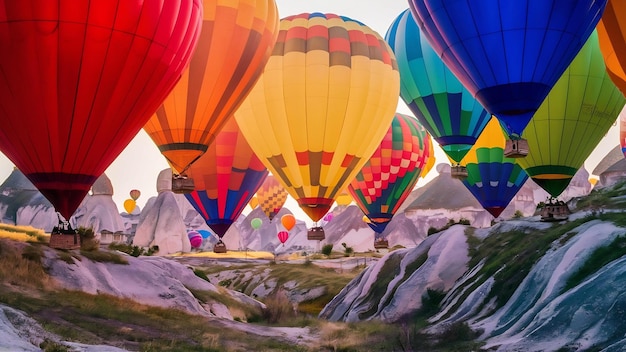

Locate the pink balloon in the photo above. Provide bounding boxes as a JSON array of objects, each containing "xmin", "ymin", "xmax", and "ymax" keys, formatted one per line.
[
  {"xmin": 323, "ymin": 213, "xmax": 334, "ymax": 222},
  {"xmin": 187, "ymin": 231, "xmax": 202, "ymax": 248},
  {"xmin": 277, "ymin": 230, "xmax": 289, "ymax": 244}
]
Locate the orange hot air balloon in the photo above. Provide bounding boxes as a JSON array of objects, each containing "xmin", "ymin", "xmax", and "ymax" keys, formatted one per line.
[
  {"xmin": 144, "ymin": 0, "xmax": 280, "ymax": 179},
  {"xmin": 248, "ymin": 196, "xmax": 259, "ymax": 210},
  {"xmin": 256, "ymin": 175, "xmax": 288, "ymax": 221},
  {"xmin": 281, "ymin": 214, "xmax": 296, "ymax": 232},
  {"xmin": 235, "ymin": 13, "xmax": 400, "ymax": 222},
  {"xmin": 123, "ymin": 199, "xmax": 136, "ymax": 214},
  {"xmin": 598, "ymin": 0, "xmax": 626, "ymax": 96},
  {"xmin": 0, "ymin": 1, "xmax": 202, "ymax": 222},
  {"xmin": 129, "ymin": 189, "xmax": 141, "ymax": 201}
]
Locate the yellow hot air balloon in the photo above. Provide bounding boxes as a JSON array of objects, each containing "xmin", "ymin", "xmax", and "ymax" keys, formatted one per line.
[
  {"xmin": 235, "ymin": 13, "xmax": 400, "ymax": 222},
  {"xmin": 335, "ymin": 191, "xmax": 353, "ymax": 207},
  {"xmin": 123, "ymin": 199, "xmax": 136, "ymax": 214},
  {"xmin": 248, "ymin": 196, "xmax": 259, "ymax": 210},
  {"xmin": 144, "ymin": 0, "xmax": 280, "ymax": 181}
]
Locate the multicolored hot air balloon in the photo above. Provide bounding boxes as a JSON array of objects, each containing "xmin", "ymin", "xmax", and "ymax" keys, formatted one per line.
[
  {"xmin": 235, "ymin": 13, "xmax": 400, "ymax": 225},
  {"xmin": 256, "ymin": 175, "xmax": 288, "ymax": 221},
  {"xmin": 460, "ymin": 117, "xmax": 529, "ymax": 218},
  {"xmin": 348, "ymin": 113, "xmax": 432, "ymax": 239},
  {"xmin": 185, "ymin": 118, "xmax": 268, "ymax": 244},
  {"xmin": 0, "ymin": 1, "xmax": 202, "ymax": 228},
  {"xmin": 516, "ymin": 31, "xmax": 626, "ymax": 198},
  {"xmin": 385, "ymin": 9, "xmax": 490, "ymax": 173},
  {"xmin": 188, "ymin": 230, "xmax": 203, "ymax": 249},
  {"xmin": 409, "ymin": 0, "xmax": 607, "ymax": 155},
  {"xmin": 144, "ymin": 0, "xmax": 279, "ymax": 184},
  {"xmin": 597, "ymin": 0, "xmax": 626, "ymax": 96},
  {"xmin": 129, "ymin": 189, "xmax": 141, "ymax": 201}
]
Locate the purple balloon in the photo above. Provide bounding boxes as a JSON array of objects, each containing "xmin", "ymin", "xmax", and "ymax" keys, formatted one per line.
[{"xmin": 323, "ymin": 213, "xmax": 334, "ymax": 222}]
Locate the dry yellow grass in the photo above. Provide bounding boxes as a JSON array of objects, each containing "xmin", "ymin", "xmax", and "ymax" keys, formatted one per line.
[
  {"xmin": 0, "ymin": 223, "xmax": 48, "ymax": 243},
  {"xmin": 173, "ymin": 250, "xmax": 275, "ymax": 260}
]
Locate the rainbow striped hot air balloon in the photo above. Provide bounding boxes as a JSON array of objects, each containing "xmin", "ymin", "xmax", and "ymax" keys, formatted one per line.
[
  {"xmin": 348, "ymin": 113, "xmax": 432, "ymax": 240},
  {"xmin": 185, "ymin": 118, "xmax": 268, "ymax": 243},
  {"xmin": 385, "ymin": 9, "xmax": 490, "ymax": 171},
  {"xmin": 460, "ymin": 117, "xmax": 529, "ymax": 218}
]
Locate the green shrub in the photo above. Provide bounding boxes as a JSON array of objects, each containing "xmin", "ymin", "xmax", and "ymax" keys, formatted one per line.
[
  {"xmin": 321, "ymin": 244, "xmax": 333, "ymax": 257},
  {"xmin": 108, "ymin": 243, "xmax": 158, "ymax": 257}
]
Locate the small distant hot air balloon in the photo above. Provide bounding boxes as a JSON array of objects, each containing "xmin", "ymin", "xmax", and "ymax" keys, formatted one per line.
[
  {"xmin": 348, "ymin": 113, "xmax": 432, "ymax": 248},
  {"xmin": 0, "ymin": 1, "xmax": 202, "ymax": 246},
  {"xmin": 281, "ymin": 214, "xmax": 296, "ymax": 232},
  {"xmin": 386, "ymin": 9, "xmax": 490, "ymax": 177},
  {"xmin": 184, "ymin": 118, "xmax": 269, "ymax": 253},
  {"xmin": 409, "ymin": 0, "xmax": 607, "ymax": 156},
  {"xmin": 277, "ymin": 231, "xmax": 289, "ymax": 245},
  {"xmin": 335, "ymin": 192, "xmax": 353, "ymax": 207},
  {"xmin": 251, "ymin": 218, "xmax": 262, "ymax": 230},
  {"xmin": 129, "ymin": 189, "xmax": 141, "ymax": 201},
  {"xmin": 187, "ymin": 230, "xmax": 203, "ymax": 249},
  {"xmin": 248, "ymin": 196, "xmax": 259, "ymax": 210},
  {"xmin": 198, "ymin": 229, "xmax": 212, "ymax": 239},
  {"xmin": 256, "ymin": 175, "xmax": 288, "ymax": 221},
  {"xmin": 460, "ymin": 117, "xmax": 529, "ymax": 218},
  {"xmin": 235, "ymin": 13, "xmax": 400, "ymax": 242},
  {"xmin": 144, "ymin": 0, "xmax": 280, "ymax": 192},
  {"xmin": 123, "ymin": 199, "xmax": 136, "ymax": 214},
  {"xmin": 323, "ymin": 213, "xmax": 334, "ymax": 223}
]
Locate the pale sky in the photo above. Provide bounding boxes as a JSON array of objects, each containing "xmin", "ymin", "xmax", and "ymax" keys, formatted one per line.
[{"xmin": 0, "ymin": 0, "xmax": 621, "ymax": 227}]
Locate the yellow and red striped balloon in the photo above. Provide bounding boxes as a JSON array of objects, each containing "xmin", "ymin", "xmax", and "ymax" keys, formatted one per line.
[
  {"xmin": 235, "ymin": 13, "xmax": 400, "ymax": 222},
  {"xmin": 256, "ymin": 175, "xmax": 288, "ymax": 221}
]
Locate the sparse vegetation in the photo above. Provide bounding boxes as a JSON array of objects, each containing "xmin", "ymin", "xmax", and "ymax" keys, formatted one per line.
[
  {"xmin": 341, "ymin": 242, "xmax": 353, "ymax": 257},
  {"xmin": 79, "ymin": 249, "xmax": 128, "ymax": 264},
  {"xmin": 564, "ymin": 235, "xmax": 626, "ymax": 292},
  {"xmin": 321, "ymin": 243, "xmax": 333, "ymax": 257},
  {"xmin": 108, "ymin": 242, "xmax": 159, "ymax": 257},
  {"xmin": 0, "ymin": 223, "xmax": 47, "ymax": 243}
]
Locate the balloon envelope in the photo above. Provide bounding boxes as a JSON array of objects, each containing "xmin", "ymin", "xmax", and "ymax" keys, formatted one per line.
[
  {"xmin": 461, "ymin": 117, "xmax": 529, "ymax": 218},
  {"xmin": 235, "ymin": 12, "xmax": 400, "ymax": 222},
  {"xmin": 123, "ymin": 199, "xmax": 136, "ymax": 214},
  {"xmin": 409, "ymin": 0, "xmax": 607, "ymax": 138},
  {"xmin": 0, "ymin": 0, "xmax": 202, "ymax": 219},
  {"xmin": 251, "ymin": 217, "xmax": 262, "ymax": 230},
  {"xmin": 620, "ymin": 111, "xmax": 626, "ymax": 159},
  {"xmin": 198, "ymin": 229, "xmax": 212, "ymax": 239},
  {"xmin": 185, "ymin": 118, "xmax": 268, "ymax": 238},
  {"xmin": 386, "ymin": 9, "xmax": 490, "ymax": 164},
  {"xmin": 129, "ymin": 189, "xmax": 141, "ymax": 201},
  {"xmin": 597, "ymin": 0, "xmax": 626, "ymax": 96},
  {"xmin": 516, "ymin": 31, "xmax": 626, "ymax": 197},
  {"xmin": 187, "ymin": 231, "xmax": 202, "ymax": 248},
  {"xmin": 277, "ymin": 230, "xmax": 289, "ymax": 244},
  {"xmin": 144, "ymin": 0, "xmax": 279, "ymax": 175},
  {"xmin": 281, "ymin": 214, "xmax": 296, "ymax": 232},
  {"xmin": 335, "ymin": 192, "xmax": 352, "ymax": 207},
  {"xmin": 256, "ymin": 175, "xmax": 288, "ymax": 221},
  {"xmin": 348, "ymin": 113, "xmax": 432, "ymax": 234}
]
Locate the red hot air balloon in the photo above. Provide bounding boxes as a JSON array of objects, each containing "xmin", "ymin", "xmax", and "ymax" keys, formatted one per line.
[{"xmin": 0, "ymin": 1, "xmax": 202, "ymax": 228}]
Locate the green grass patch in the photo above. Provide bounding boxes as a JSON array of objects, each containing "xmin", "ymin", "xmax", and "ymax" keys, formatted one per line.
[{"xmin": 79, "ymin": 250, "xmax": 128, "ymax": 265}]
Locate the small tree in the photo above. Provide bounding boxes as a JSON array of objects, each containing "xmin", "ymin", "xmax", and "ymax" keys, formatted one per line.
[
  {"xmin": 341, "ymin": 242, "xmax": 354, "ymax": 257},
  {"xmin": 321, "ymin": 243, "xmax": 333, "ymax": 258}
]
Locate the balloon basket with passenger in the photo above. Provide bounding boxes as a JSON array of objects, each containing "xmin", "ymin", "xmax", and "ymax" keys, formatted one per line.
[
  {"xmin": 213, "ymin": 240, "xmax": 227, "ymax": 253},
  {"xmin": 49, "ymin": 215, "xmax": 80, "ymax": 250},
  {"xmin": 307, "ymin": 226, "xmax": 326, "ymax": 241},
  {"xmin": 450, "ymin": 164, "xmax": 468, "ymax": 179}
]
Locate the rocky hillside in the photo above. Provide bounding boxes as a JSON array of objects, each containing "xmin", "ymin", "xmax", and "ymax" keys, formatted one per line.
[{"xmin": 320, "ymin": 180, "xmax": 626, "ymax": 351}]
